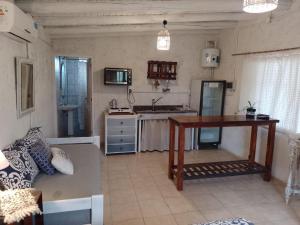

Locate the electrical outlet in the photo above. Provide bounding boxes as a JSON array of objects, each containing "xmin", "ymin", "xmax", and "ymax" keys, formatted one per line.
[
  {"xmin": 226, "ymin": 81, "xmax": 236, "ymax": 96},
  {"xmin": 127, "ymin": 86, "xmax": 133, "ymax": 94}
]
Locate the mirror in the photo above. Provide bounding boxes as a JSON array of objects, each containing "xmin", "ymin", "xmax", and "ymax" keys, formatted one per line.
[{"xmin": 16, "ymin": 57, "xmax": 35, "ymax": 118}]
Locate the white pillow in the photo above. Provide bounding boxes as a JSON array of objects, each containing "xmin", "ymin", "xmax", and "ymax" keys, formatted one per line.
[{"xmin": 51, "ymin": 147, "xmax": 74, "ymax": 175}]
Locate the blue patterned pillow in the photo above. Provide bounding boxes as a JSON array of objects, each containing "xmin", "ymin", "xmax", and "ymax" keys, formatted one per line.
[
  {"xmin": 15, "ymin": 127, "xmax": 50, "ymax": 151},
  {"xmin": 193, "ymin": 218, "xmax": 254, "ymax": 225},
  {"xmin": 0, "ymin": 145, "xmax": 39, "ymax": 189},
  {"xmin": 28, "ymin": 140, "xmax": 55, "ymax": 175}
]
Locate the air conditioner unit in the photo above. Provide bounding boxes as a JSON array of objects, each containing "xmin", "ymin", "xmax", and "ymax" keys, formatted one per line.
[{"xmin": 0, "ymin": 1, "xmax": 37, "ymax": 43}]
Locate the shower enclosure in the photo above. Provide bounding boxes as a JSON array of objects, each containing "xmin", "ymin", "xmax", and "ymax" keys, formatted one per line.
[{"xmin": 55, "ymin": 56, "xmax": 92, "ymax": 137}]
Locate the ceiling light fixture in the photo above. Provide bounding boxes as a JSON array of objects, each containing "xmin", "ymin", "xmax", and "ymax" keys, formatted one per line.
[
  {"xmin": 157, "ymin": 20, "xmax": 170, "ymax": 51},
  {"xmin": 243, "ymin": 0, "xmax": 278, "ymax": 13}
]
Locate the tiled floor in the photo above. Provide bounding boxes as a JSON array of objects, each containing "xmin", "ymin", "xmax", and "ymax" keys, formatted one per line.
[{"xmin": 100, "ymin": 149, "xmax": 300, "ymax": 225}]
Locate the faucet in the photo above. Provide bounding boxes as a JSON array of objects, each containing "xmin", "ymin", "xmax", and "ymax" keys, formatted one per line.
[{"xmin": 152, "ymin": 97, "xmax": 163, "ymax": 111}]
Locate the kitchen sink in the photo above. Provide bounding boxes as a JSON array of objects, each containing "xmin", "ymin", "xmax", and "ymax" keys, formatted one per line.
[
  {"xmin": 133, "ymin": 105, "xmax": 198, "ymax": 120},
  {"xmin": 133, "ymin": 105, "xmax": 186, "ymax": 114}
]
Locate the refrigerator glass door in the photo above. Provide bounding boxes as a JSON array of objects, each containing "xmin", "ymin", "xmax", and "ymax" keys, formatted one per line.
[{"xmin": 199, "ymin": 81, "xmax": 225, "ymax": 144}]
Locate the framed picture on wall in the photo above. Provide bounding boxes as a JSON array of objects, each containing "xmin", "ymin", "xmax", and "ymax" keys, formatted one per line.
[{"xmin": 15, "ymin": 57, "xmax": 35, "ymax": 118}]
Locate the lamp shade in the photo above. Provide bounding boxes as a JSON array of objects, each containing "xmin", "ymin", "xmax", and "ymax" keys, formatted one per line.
[
  {"xmin": 157, "ymin": 29, "xmax": 170, "ymax": 50},
  {"xmin": 0, "ymin": 151, "xmax": 9, "ymax": 170},
  {"xmin": 243, "ymin": 0, "xmax": 278, "ymax": 13}
]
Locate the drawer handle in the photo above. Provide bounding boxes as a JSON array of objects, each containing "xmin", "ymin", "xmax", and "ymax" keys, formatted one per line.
[
  {"xmin": 120, "ymin": 130, "xmax": 124, "ymax": 134},
  {"xmin": 120, "ymin": 147, "xmax": 123, "ymax": 150},
  {"xmin": 120, "ymin": 139, "xmax": 124, "ymax": 142},
  {"xmin": 120, "ymin": 121, "xmax": 124, "ymax": 125}
]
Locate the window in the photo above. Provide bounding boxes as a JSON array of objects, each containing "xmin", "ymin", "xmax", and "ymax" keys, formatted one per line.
[{"xmin": 240, "ymin": 52, "xmax": 300, "ymax": 133}]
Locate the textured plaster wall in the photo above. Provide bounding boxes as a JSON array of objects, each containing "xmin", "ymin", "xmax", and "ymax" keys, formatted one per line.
[
  {"xmin": 214, "ymin": 6, "xmax": 300, "ymax": 183},
  {"xmin": 52, "ymin": 33, "xmax": 218, "ymax": 139},
  {"xmin": 0, "ymin": 34, "xmax": 56, "ymax": 149}
]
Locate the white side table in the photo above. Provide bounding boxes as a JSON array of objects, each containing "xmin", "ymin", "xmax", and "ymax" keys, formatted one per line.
[{"xmin": 286, "ymin": 134, "xmax": 300, "ymax": 204}]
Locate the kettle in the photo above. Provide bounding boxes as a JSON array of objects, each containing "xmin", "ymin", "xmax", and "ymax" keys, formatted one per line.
[{"xmin": 109, "ymin": 98, "xmax": 118, "ymax": 109}]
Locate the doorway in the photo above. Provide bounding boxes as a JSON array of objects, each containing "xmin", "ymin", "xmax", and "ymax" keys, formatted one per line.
[{"xmin": 55, "ymin": 56, "xmax": 92, "ymax": 137}]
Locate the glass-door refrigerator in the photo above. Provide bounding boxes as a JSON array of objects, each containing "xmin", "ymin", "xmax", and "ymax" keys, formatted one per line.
[{"xmin": 190, "ymin": 80, "xmax": 226, "ymax": 149}]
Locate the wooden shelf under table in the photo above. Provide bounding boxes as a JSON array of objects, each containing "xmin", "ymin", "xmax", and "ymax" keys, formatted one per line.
[{"xmin": 171, "ymin": 160, "xmax": 266, "ymax": 180}]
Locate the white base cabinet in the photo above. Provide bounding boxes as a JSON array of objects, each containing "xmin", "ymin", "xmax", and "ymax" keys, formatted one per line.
[{"xmin": 105, "ymin": 114, "xmax": 138, "ymax": 155}]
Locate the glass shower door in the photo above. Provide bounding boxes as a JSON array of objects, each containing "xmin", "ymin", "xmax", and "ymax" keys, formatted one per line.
[{"xmin": 198, "ymin": 81, "xmax": 226, "ymax": 147}]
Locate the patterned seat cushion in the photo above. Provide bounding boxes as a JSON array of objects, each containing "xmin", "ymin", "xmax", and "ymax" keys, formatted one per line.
[
  {"xmin": 193, "ymin": 218, "xmax": 254, "ymax": 225},
  {"xmin": 0, "ymin": 145, "xmax": 39, "ymax": 189},
  {"xmin": 28, "ymin": 140, "xmax": 56, "ymax": 175}
]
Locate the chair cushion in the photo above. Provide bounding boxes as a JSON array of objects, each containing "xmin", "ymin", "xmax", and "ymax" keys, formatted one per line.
[
  {"xmin": 28, "ymin": 140, "xmax": 55, "ymax": 175},
  {"xmin": 51, "ymin": 147, "xmax": 74, "ymax": 175},
  {"xmin": 193, "ymin": 218, "xmax": 254, "ymax": 225},
  {"xmin": 0, "ymin": 145, "xmax": 39, "ymax": 189}
]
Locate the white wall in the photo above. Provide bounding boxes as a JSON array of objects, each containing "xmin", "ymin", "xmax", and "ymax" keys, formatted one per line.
[
  {"xmin": 0, "ymin": 33, "xmax": 56, "ymax": 149},
  {"xmin": 214, "ymin": 5, "xmax": 300, "ymax": 183},
  {"xmin": 52, "ymin": 32, "xmax": 218, "ymax": 139}
]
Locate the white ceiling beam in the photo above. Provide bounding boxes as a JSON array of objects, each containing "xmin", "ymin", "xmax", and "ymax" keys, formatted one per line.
[
  {"xmin": 15, "ymin": 0, "xmax": 293, "ymax": 16},
  {"xmin": 38, "ymin": 12, "xmax": 257, "ymax": 27},
  {"xmin": 16, "ymin": 0, "xmax": 246, "ymax": 16},
  {"xmin": 45, "ymin": 21, "xmax": 238, "ymax": 36}
]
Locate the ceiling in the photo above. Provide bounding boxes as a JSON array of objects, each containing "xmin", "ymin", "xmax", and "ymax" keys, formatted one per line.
[{"xmin": 15, "ymin": 0, "xmax": 294, "ymax": 38}]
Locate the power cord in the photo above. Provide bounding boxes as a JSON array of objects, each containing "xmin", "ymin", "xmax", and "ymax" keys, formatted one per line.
[{"xmin": 127, "ymin": 86, "xmax": 135, "ymax": 106}]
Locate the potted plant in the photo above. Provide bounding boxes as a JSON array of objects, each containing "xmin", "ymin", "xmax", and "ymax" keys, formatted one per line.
[{"xmin": 246, "ymin": 101, "xmax": 256, "ymax": 119}]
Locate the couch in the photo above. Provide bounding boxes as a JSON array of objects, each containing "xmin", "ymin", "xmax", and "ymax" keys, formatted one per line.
[{"xmin": 34, "ymin": 144, "xmax": 103, "ymax": 225}]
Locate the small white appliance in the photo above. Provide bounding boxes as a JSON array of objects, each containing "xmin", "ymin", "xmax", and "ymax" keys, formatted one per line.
[
  {"xmin": 201, "ymin": 48, "xmax": 220, "ymax": 68},
  {"xmin": 0, "ymin": 1, "xmax": 37, "ymax": 43},
  {"xmin": 108, "ymin": 107, "xmax": 133, "ymax": 114}
]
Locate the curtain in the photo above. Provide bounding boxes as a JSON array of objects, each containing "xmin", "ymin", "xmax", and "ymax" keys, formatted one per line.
[
  {"xmin": 240, "ymin": 53, "xmax": 300, "ymax": 133},
  {"xmin": 140, "ymin": 120, "xmax": 193, "ymax": 151}
]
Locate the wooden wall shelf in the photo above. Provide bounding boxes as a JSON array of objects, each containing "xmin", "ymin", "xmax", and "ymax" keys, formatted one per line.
[{"xmin": 147, "ymin": 61, "xmax": 177, "ymax": 80}]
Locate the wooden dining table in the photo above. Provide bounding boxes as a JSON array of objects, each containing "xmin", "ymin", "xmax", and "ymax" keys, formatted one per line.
[{"xmin": 168, "ymin": 115, "xmax": 279, "ymax": 191}]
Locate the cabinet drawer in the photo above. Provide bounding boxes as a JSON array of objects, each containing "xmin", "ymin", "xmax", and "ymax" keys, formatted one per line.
[
  {"xmin": 107, "ymin": 118, "xmax": 135, "ymax": 127},
  {"xmin": 107, "ymin": 144, "xmax": 136, "ymax": 154},
  {"xmin": 107, "ymin": 135, "xmax": 135, "ymax": 144},
  {"xmin": 107, "ymin": 126, "xmax": 135, "ymax": 136}
]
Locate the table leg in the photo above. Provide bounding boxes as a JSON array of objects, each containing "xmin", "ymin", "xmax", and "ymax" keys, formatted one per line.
[
  {"xmin": 248, "ymin": 125, "xmax": 258, "ymax": 163},
  {"xmin": 35, "ymin": 193, "xmax": 44, "ymax": 225},
  {"xmin": 168, "ymin": 121, "xmax": 176, "ymax": 179},
  {"xmin": 264, "ymin": 123, "xmax": 276, "ymax": 181},
  {"xmin": 177, "ymin": 125, "xmax": 185, "ymax": 191},
  {"xmin": 23, "ymin": 215, "xmax": 33, "ymax": 225}
]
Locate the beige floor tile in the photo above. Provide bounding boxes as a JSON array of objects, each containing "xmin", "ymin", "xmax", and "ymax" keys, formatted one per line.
[
  {"xmin": 187, "ymin": 193, "xmax": 224, "ymax": 211},
  {"xmin": 201, "ymin": 208, "xmax": 233, "ymax": 222},
  {"xmin": 212, "ymin": 191, "xmax": 245, "ymax": 207},
  {"xmin": 153, "ymin": 174, "xmax": 175, "ymax": 186},
  {"xmin": 164, "ymin": 196, "xmax": 196, "ymax": 214},
  {"xmin": 113, "ymin": 218, "xmax": 145, "ymax": 225},
  {"xmin": 259, "ymin": 203, "xmax": 297, "ymax": 222},
  {"xmin": 109, "ymin": 169, "xmax": 130, "ymax": 180},
  {"xmin": 111, "ymin": 202, "xmax": 142, "ymax": 222},
  {"xmin": 104, "ymin": 202, "xmax": 112, "ymax": 225},
  {"xmin": 135, "ymin": 186, "xmax": 163, "ymax": 201},
  {"xmin": 138, "ymin": 199, "xmax": 171, "ymax": 217},
  {"xmin": 181, "ymin": 182, "xmax": 210, "ymax": 195},
  {"xmin": 144, "ymin": 215, "xmax": 177, "ymax": 225},
  {"xmin": 158, "ymin": 184, "xmax": 183, "ymax": 198},
  {"xmin": 103, "ymin": 150, "xmax": 297, "ymax": 225},
  {"xmin": 173, "ymin": 211, "xmax": 207, "ymax": 225},
  {"xmin": 109, "ymin": 178, "xmax": 134, "ymax": 191},
  {"xmin": 110, "ymin": 189, "xmax": 137, "ymax": 205},
  {"xmin": 132, "ymin": 176, "xmax": 157, "ymax": 190},
  {"xmin": 228, "ymin": 205, "xmax": 268, "ymax": 223}
]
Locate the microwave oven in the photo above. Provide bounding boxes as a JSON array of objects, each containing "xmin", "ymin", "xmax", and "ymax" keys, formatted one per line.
[{"xmin": 104, "ymin": 67, "xmax": 132, "ymax": 85}]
